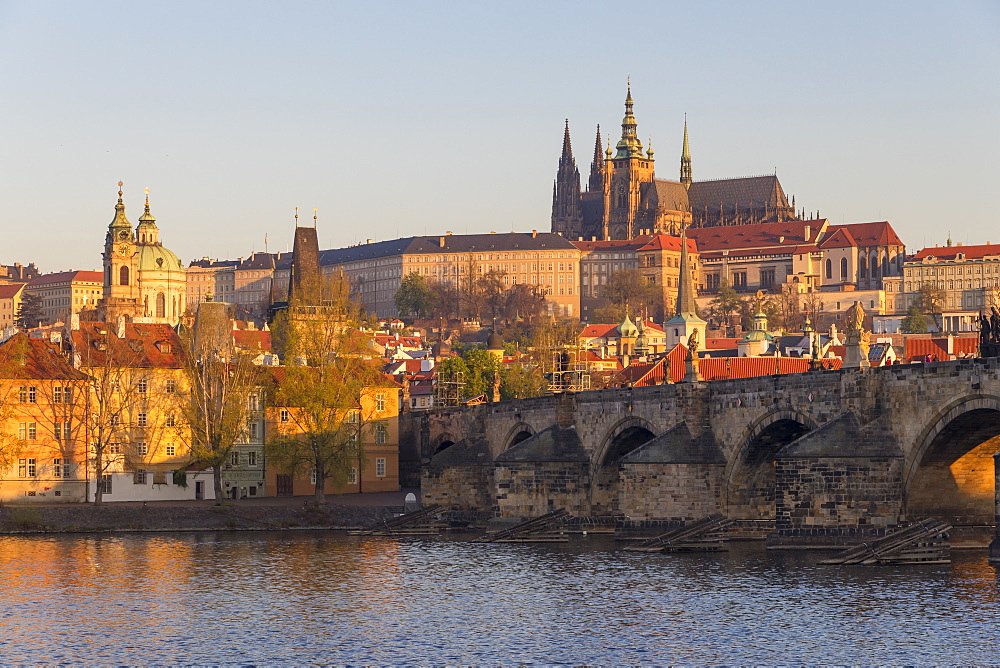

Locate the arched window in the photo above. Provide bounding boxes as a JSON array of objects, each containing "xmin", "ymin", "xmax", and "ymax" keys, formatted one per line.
[
  {"xmin": 156, "ymin": 293, "xmax": 166, "ymax": 318},
  {"xmin": 882, "ymin": 254, "xmax": 889, "ymax": 276},
  {"xmin": 119, "ymin": 266, "xmax": 129, "ymax": 286},
  {"xmin": 825, "ymin": 259, "xmax": 832, "ymax": 279},
  {"xmin": 859, "ymin": 257, "xmax": 867, "ymax": 279},
  {"xmin": 840, "ymin": 257, "xmax": 848, "ymax": 280}
]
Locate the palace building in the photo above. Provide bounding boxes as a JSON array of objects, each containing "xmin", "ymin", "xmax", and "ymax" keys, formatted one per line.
[
  {"xmin": 551, "ymin": 86, "xmax": 801, "ymax": 241},
  {"xmin": 99, "ymin": 183, "xmax": 187, "ymax": 326}
]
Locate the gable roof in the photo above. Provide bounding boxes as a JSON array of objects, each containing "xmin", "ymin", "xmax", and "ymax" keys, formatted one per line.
[
  {"xmin": 28, "ymin": 270, "xmax": 103, "ymax": 286},
  {"xmin": 72, "ymin": 322, "xmax": 185, "ymax": 369},
  {"xmin": 821, "ymin": 221, "xmax": 903, "ymax": 248},
  {"xmin": 686, "ymin": 219, "xmax": 825, "ymax": 254},
  {"xmin": 912, "ymin": 243, "xmax": 1000, "ymax": 262},
  {"xmin": 688, "ymin": 175, "xmax": 789, "ymax": 210},
  {"xmin": 0, "ymin": 283, "xmax": 26, "ymax": 299},
  {"xmin": 0, "ymin": 333, "xmax": 88, "ymax": 381}
]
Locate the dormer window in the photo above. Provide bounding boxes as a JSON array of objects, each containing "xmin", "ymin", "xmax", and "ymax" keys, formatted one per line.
[{"xmin": 155, "ymin": 341, "xmax": 172, "ymax": 354}]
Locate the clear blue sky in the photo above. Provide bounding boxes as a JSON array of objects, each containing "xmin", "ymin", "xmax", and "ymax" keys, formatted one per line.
[{"xmin": 1, "ymin": 1, "xmax": 998, "ymax": 272}]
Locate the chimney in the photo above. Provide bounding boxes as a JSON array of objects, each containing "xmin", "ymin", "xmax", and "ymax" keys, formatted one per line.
[
  {"xmin": 532, "ymin": 230, "xmax": 538, "ymax": 238},
  {"xmin": 116, "ymin": 315, "xmax": 126, "ymax": 339},
  {"xmin": 439, "ymin": 236, "xmax": 446, "ymax": 247},
  {"xmin": 804, "ymin": 225, "xmax": 811, "ymax": 242}
]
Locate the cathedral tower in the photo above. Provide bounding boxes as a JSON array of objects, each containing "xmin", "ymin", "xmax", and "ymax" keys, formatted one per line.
[
  {"xmin": 680, "ymin": 115, "xmax": 692, "ymax": 189},
  {"xmin": 602, "ymin": 84, "xmax": 656, "ymax": 240},
  {"xmin": 550, "ymin": 120, "xmax": 583, "ymax": 238}
]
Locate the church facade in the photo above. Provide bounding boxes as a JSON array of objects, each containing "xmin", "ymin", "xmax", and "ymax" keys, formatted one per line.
[
  {"xmin": 552, "ymin": 87, "xmax": 800, "ymax": 241},
  {"xmin": 99, "ymin": 184, "xmax": 187, "ymax": 326}
]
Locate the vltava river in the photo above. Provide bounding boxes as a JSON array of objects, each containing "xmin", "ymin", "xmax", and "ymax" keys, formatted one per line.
[{"xmin": 0, "ymin": 531, "xmax": 998, "ymax": 664}]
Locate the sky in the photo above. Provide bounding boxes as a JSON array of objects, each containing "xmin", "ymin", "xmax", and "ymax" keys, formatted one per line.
[{"xmin": 1, "ymin": 1, "xmax": 998, "ymax": 272}]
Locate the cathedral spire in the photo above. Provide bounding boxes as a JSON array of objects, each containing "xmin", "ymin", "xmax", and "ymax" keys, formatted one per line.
[
  {"xmin": 551, "ymin": 120, "xmax": 582, "ymax": 236},
  {"xmin": 561, "ymin": 119, "xmax": 574, "ymax": 162},
  {"xmin": 615, "ymin": 81, "xmax": 644, "ymax": 159},
  {"xmin": 675, "ymin": 229, "xmax": 698, "ymax": 316},
  {"xmin": 588, "ymin": 124, "xmax": 604, "ymax": 192},
  {"xmin": 680, "ymin": 114, "xmax": 692, "ymax": 188}
]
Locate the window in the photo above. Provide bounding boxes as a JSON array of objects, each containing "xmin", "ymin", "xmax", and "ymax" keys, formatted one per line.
[
  {"xmin": 376, "ymin": 458, "xmax": 386, "ymax": 477},
  {"xmin": 137, "ymin": 412, "xmax": 148, "ymax": 428},
  {"xmin": 166, "ymin": 443, "xmax": 176, "ymax": 457},
  {"xmin": 706, "ymin": 274, "xmax": 720, "ymax": 291},
  {"xmin": 165, "ymin": 379, "xmax": 176, "ymax": 393},
  {"xmin": 826, "ymin": 259, "xmax": 832, "ymax": 279},
  {"xmin": 248, "ymin": 392, "xmax": 261, "ymax": 411},
  {"xmin": 109, "ymin": 444, "xmax": 122, "ymax": 455},
  {"xmin": 111, "ymin": 414, "xmax": 120, "ymax": 427},
  {"xmin": 136, "ymin": 442, "xmax": 148, "ymax": 456},
  {"xmin": 840, "ymin": 257, "xmax": 848, "ymax": 280},
  {"xmin": 375, "ymin": 422, "xmax": 388, "ymax": 445},
  {"xmin": 52, "ymin": 458, "xmax": 70, "ymax": 478},
  {"xmin": 99, "ymin": 474, "xmax": 113, "ymax": 495},
  {"xmin": 760, "ymin": 269, "xmax": 775, "ymax": 287},
  {"xmin": 54, "ymin": 386, "xmax": 63, "ymax": 403},
  {"xmin": 247, "ymin": 420, "xmax": 259, "ymax": 441},
  {"xmin": 231, "ymin": 451, "xmax": 240, "ymax": 466},
  {"xmin": 53, "ymin": 421, "xmax": 70, "ymax": 440},
  {"xmin": 18, "ymin": 422, "xmax": 37, "ymax": 440},
  {"xmin": 733, "ymin": 272, "xmax": 747, "ymax": 288},
  {"xmin": 166, "ymin": 414, "xmax": 176, "ymax": 427},
  {"xmin": 247, "ymin": 451, "xmax": 257, "ymax": 466},
  {"xmin": 137, "ymin": 378, "xmax": 147, "ymax": 394},
  {"xmin": 376, "ymin": 393, "xmax": 386, "ymax": 412},
  {"xmin": 310, "ymin": 470, "xmax": 317, "ymax": 485},
  {"xmin": 347, "ymin": 410, "xmax": 360, "ymax": 424},
  {"xmin": 18, "ymin": 458, "xmax": 36, "ymax": 477},
  {"xmin": 349, "ymin": 467, "xmax": 357, "ymax": 485},
  {"xmin": 280, "ymin": 409, "xmax": 290, "ymax": 423},
  {"xmin": 133, "ymin": 470, "xmax": 147, "ymax": 485},
  {"xmin": 19, "ymin": 386, "xmax": 36, "ymax": 403}
]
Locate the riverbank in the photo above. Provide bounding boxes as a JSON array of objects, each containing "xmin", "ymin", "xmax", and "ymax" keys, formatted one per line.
[{"xmin": 0, "ymin": 490, "xmax": 416, "ymax": 534}]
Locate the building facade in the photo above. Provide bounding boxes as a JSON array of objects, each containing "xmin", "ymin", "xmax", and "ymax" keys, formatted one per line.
[{"xmin": 24, "ymin": 271, "xmax": 103, "ymax": 326}]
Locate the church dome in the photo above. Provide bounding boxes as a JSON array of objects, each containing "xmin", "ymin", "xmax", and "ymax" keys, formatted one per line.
[
  {"xmin": 486, "ymin": 330, "xmax": 503, "ymax": 350},
  {"xmin": 137, "ymin": 244, "xmax": 185, "ymax": 272},
  {"xmin": 618, "ymin": 315, "xmax": 639, "ymax": 338}
]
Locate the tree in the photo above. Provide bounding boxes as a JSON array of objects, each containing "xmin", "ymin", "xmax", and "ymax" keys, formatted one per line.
[
  {"xmin": 501, "ymin": 284, "xmax": 547, "ymax": 325},
  {"xmin": 15, "ymin": 293, "xmax": 44, "ymax": 329},
  {"xmin": 499, "ymin": 364, "xmax": 548, "ymax": 401},
  {"xmin": 178, "ymin": 301, "xmax": 261, "ymax": 503},
  {"xmin": 428, "ymin": 280, "xmax": 460, "ymax": 321},
  {"xmin": 266, "ymin": 271, "xmax": 389, "ymax": 504},
  {"xmin": 914, "ymin": 283, "xmax": 947, "ymax": 330},
  {"xmin": 709, "ymin": 279, "xmax": 743, "ymax": 332},
  {"xmin": 394, "ymin": 272, "xmax": 435, "ymax": 320},
  {"xmin": 900, "ymin": 305, "xmax": 929, "ymax": 334},
  {"xmin": 600, "ymin": 269, "xmax": 660, "ymax": 319}
]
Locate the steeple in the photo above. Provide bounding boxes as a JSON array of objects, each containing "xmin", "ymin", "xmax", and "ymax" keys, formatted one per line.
[
  {"xmin": 136, "ymin": 187, "xmax": 160, "ymax": 245},
  {"xmin": 551, "ymin": 119, "xmax": 583, "ymax": 236},
  {"xmin": 614, "ymin": 82, "xmax": 644, "ymax": 159},
  {"xmin": 674, "ymin": 229, "xmax": 698, "ymax": 316},
  {"xmin": 680, "ymin": 114, "xmax": 692, "ymax": 188},
  {"xmin": 588, "ymin": 125, "xmax": 605, "ymax": 192},
  {"xmin": 108, "ymin": 181, "xmax": 132, "ymax": 236}
]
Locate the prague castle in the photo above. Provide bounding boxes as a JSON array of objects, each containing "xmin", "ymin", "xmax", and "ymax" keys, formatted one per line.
[
  {"xmin": 98, "ymin": 183, "xmax": 187, "ymax": 325},
  {"xmin": 552, "ymin": 86, "xmax": 800, "ymax": 241}
]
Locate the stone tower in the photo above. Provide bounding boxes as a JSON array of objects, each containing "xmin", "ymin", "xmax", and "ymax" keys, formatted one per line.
[
  {"xmin": 288, "ymin": 211, "xmax": 322, "ymax": 304},
  {"xmin": 601, "ymin": 84, "xmax": 657, "ymax": 240},
  {"xmin": 100, "ymin": 182, "xmax": 140, "ymax": 323},
  {"xmin": 550, "ymin": 120, "xmax": 583, "ymax": 239},
  {"xmin": 680, "ymin": 115, "xmax": 692, "ymax": 189}
]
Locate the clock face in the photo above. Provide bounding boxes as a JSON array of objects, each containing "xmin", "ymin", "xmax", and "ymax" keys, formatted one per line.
[
  {"xmin": 118, "ymin": 230, "xmax": 129, "ymax": 240},
  {"xmin": 118, "ymin": 244, "xmax": 130, "ymax": 256}
]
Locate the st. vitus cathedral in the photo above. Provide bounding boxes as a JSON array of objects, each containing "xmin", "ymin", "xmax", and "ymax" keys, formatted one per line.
[{"xmin": 551, "ymin": 85, "xmax": 802, "ymax": 241}]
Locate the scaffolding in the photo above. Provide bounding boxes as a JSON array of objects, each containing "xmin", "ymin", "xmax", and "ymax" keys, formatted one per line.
[
  {"xmin": 544, "ymin": 349, "xmax": 591, "ymax": 393},
  {"xmin": 434, "ymin": 368, "xmax": 465, "ymax": 407}
]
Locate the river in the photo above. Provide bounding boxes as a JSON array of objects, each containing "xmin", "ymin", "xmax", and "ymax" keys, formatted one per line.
[{"xmin": 0, "ymin": 531, "xmax": 998, "ymax": 664}]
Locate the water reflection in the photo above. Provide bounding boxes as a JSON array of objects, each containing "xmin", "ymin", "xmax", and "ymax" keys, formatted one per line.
[{"xmin": 0, "ymin": 534, "xmax": 998, "ymax": 663}]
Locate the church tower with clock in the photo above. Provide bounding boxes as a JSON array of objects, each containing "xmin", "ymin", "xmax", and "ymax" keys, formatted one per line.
[{"xmin": 99, "ymin": 183, "xmax": 187, "ymax": 326}]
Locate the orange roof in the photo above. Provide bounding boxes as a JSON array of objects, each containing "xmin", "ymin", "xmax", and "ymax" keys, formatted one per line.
[
  {"xmin": 704, "ymin": 337, "xmax": 740, "ymax": 350},
  {"xmin": 698, "ymin": 356, "xmax": 843, "ymax": 381},
  {"xmin": 0, "ymin": 333, "xmax": 89, "ymax": 380},
  {"xmin": 821, "ymin": 221, "xmax": 903, "ymax": 248},
  {"xmin": 636, "ymin": 234, "xmax": 698, "ymax": 253},
  {"xmin": 0, "ymin": 283, "xmax": 26, "ymax": 299},
  {"xmin": 232, "ymin": 330, "xmax": 272, "ymax": 352},
  {"xmin": 686, "ymin": 219, "xmax": 825, "ymax": 253},
  {"xmin": 72, "ymin": 322, "xmax": 185, "ymax": 369},
  {"xmin": 28, "ymin": 270, "xmax": 103, "ymax": 286},
  {"xmin": 912, "ymin": 243, "xmax": 1000, "ymax": 261},
  {"xmin": 905, "ymin": 337, "xmax": 979, "ymax": 360},
  {"xmin": 571, "ymin": 235, "xmax": 654, "ymax": 253}
]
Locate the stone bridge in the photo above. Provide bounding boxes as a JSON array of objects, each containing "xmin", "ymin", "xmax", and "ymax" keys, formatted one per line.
[{"xmin": 409, "ymin": 357, "xmax": 1000, "ymax": 546}]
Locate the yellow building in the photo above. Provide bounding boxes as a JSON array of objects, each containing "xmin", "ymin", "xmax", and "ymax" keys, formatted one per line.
[
  {"xmin": 0, "ymin": 283, "xmax": 25, "ymax": 329},
  {"xmin": 0, "ymin": 333, "xmax": 90, "ymax": 502},
  {"xmin": 24, "ymin": 271, "xmax": 103, "ymax": 326}
]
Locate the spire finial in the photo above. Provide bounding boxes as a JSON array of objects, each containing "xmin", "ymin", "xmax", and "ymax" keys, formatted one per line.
[
  {"xmin": 117, "ymin": 181, "xmax": 124, "ymax": 203},
  {"xmin": 680, "ymin": 114, "xmax": 693, "ymax": 188},
  {"xmin": 144, "ymin": 186, "xmax": 150, "ymax": 211},
  {"xmin": 294, "ymin": 206, "xmax": 299, "ymax": 227},
  {"xmin": 313, "ymin": 208, "xmax": 318, "ymax": 227}
]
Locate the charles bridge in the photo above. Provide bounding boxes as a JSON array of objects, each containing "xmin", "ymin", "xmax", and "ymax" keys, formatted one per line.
[{"xmin": 404, "ymin": 356, "xmax": 1000, "ymax": 547}]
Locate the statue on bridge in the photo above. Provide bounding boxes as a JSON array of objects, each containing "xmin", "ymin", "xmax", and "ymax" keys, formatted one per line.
[
  {"xmin": 843, "ymin": 301, "xmax": 870, "ymax": 369},
  {"xmin": 981, "ymin": 307, "xmax": 1000, "ymax": 358}
]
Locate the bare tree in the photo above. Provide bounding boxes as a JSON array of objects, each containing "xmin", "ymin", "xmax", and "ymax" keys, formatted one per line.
[
  {"xmin": 177, "ymin": 302, "xmax": 261, "ymax": 503},
  {"xmin": 266, "ymin": 271, "xmax": 391, "ymax": 504}
]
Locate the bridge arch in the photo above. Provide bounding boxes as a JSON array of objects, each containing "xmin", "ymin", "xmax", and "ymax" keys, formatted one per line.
[
  {"xmin": 500, "ymin": 422, "xmax": 536, "ymax": 455},
  {"xmin": 727, "ymin": 409, "xmax": 818, "ymax": 521},
  {"xmin": 905, "ymin": 394, "xmax": 1000, "ymax": 527},
  {"xmin": 590, "ymin": 416, "xmax": 658, "ymax": 516},
  {"xmin": 432, "ymin": 432, "xmax": 458, "ymax": 455}
]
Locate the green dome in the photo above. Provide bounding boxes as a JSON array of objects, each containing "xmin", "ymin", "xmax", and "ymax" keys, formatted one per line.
[
  {"xmin": 618, "ymin": 315, "xmax": 639, "ymax": 338},
  {"xmin": 137, "ymin": 245, "xmax": 185, "ymax": 272}
]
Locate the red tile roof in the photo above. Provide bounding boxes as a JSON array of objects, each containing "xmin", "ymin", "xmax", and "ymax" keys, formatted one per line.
[
  {"xmin": 0, "ymin": 283, "xmax": 26, "ymax": 299},
  {"xmin": 0, "ymin": 333, "xmax": 89, "ymax": 380},
  {"xmin": 912, "ymin": 244, "xmax": 1000, "ymax": 261},
  {"xmin": 72, "ymin": 322, "xmax": 185, "ymax": 369},
  {"xmin": 571, "ymin": 235, "xmax": 654, "ymax": 252},
  {"xmin": 820, "ymin": 221, "xmax": 903, "ymax": 248},
  {"xmin": 636, "ymin": 234, "xmax": 698, "ymax": 253},
  {"xmin": 686, "ymin": 219, "xmax": 826, "ymax": 254},
  {"xmin": 905, "ymin": 337, "xmax": 979, "ymax": 361},
  {"xmin": 232, "ymin": 330, "xmax": 272, "ymax": 352},
  {"xmin": 28, "ymin": 271, "xmax": 103, "ymax": 286}
]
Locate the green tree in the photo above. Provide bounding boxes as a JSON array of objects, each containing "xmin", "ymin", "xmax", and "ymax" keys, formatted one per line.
[
  {"xmin": 499, "ymin": 364, "xmax": 548, "ymax": 401},
  {"xmin": 914, "ymin": 283, "xmax": 947, "ymax": 330},
  {"xmin": 394, "ymin": 272, "xmax": 435, "ymax": 320},
  {"xmin": 708, "ymin": 279, "xmax": 743, "ymax": 332},
  {"xmin": 267, "ymin": 272, "xmax": 388, "ymax": 504},
  {"xmin": 900, "ymin": 305, "xmax": 929, "ymax": 334},
  {"xmin": 600, "ymin": 269, "xmax": 660, "ymax": 319},
  {"xmin": 461, "ymin": 348, "xmax": 501, "ymax": 400},
  {"xmin": 15, "ymin": 293, "xmax": 44, "ymax": 329}
]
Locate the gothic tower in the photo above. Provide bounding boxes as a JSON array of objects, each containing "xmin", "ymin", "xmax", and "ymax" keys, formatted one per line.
[
  {"xmin": 100, "ymin": 182, "xmax": 140, "ymax": 323},
  {"xmin": 602, "ymin": 84, "xmax": 656, "ymax": 240},
  {"xmin": 550, "ymin": 120, "xmax": 583, "ymax": 238},
  {"xmin": 587, "ymin": 125, "xmax": 604, "ymax": 193},
  {"xmin": 680, "ymin": 115, "xmax": 692, "ymax": 189}
]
